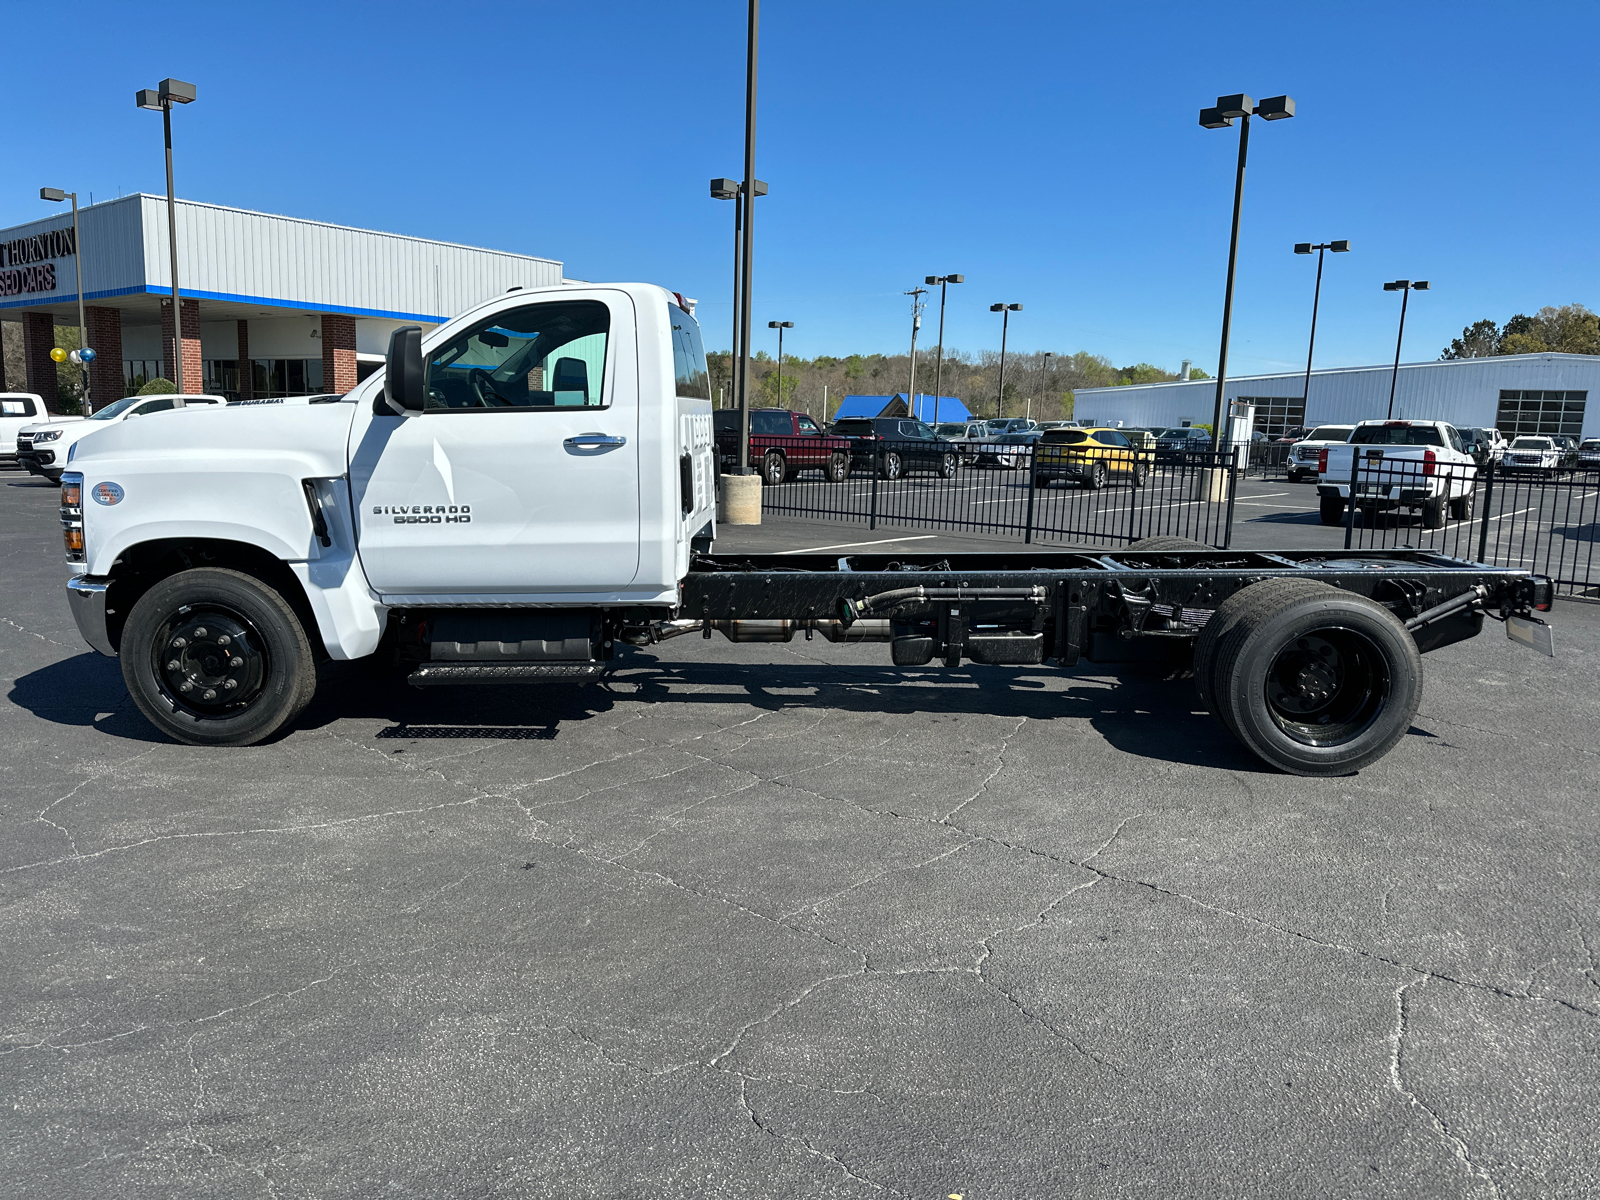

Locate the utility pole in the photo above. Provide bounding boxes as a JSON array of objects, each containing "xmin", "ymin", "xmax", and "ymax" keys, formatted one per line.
[{"xmin": 904, "ymin": 286, "xmax": 927, "ymax": 420}]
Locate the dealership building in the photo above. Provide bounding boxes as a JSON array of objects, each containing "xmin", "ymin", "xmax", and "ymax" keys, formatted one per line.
[
  {"xmin": 1072, "ymin": 353, "xmax": 1599, "ymax": 442},
  {"xmin": 0, "ymin": 194, "xmax": 563, "ymax": 410}
]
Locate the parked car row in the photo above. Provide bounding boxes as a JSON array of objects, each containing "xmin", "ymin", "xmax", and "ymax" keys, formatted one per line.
[{"xmin": 6, "ymin": 393, "xmax": 229, "ymax": 482}]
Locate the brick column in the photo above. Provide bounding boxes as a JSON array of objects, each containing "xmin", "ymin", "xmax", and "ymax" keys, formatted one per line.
[
  {"xmin": 159, "ymin": 297, "xmax": 203, "ymax": 393},
  {"xmin": 321, "ymin": 313, "xmax": 358, "ymax": 395},
  {"xmin": 22, "ymin": 312, "xmax": 59, "ymax": 411},
  {"xmin": 235, "ymin": 319, "xmax": 253, "ymax": 401},
  {"xmin": 84, "ymin": 306, "xmax": 124, "ymax": 410}
]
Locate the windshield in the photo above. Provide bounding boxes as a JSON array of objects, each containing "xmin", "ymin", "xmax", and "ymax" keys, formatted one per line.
[
  {"xmin": 1511, "ymin": 437, "xmax": 1553, "ymax": 449},
  {"xmin": 1350, "ymin": 424, "xmax": 1444, "ymax": 446},
  {"xmin": 89, "ymin": 395, "xmax": 143, "ymax": 421},
  {"xmin": 1581, "ymin": 440, "xmax": 1599, "ymax": 449},
  {"xmin": 1306, "ymin": 426, "xmax": 1351, "ymax": 442}
]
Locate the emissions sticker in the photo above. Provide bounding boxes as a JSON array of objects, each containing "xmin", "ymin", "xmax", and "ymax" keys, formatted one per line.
[{"xmin": 92, "ymin": 481, "xmax": 124, "ymax": 505}]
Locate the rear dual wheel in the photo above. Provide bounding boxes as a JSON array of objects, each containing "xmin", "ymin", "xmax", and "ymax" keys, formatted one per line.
[
  {"xmin": 121, "ymin": 568, "xmax": 316, "ymax": 747},
  {"xmin": 1192, "ymin": 578, "xmax": 1421, "ymax": 776}
]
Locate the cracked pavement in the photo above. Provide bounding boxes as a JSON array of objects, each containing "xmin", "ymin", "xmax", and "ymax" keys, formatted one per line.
[{"xmin": 3, "ymin": 474, "xmax": 1598, "ymax": 1198}]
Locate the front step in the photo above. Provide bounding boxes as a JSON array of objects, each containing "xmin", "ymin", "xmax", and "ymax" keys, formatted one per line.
[{"xmin": 407, "ymin": 661, "xmax": 607, "ymax": 686}]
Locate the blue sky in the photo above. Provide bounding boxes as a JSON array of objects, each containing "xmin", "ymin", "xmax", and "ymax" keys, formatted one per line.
[{"xmin": 5, "ymin": 1, "xmax": 1596, "ymax": 375}]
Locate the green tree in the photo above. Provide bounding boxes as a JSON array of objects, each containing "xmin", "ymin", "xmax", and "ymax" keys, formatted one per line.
[
  {"xmin": 1441, "ymin": 318, "xmax": 1500, "ymax": 359},
  {"xmin": 137, "ymin": 377, "xmax": 178, "ymax": 395}
]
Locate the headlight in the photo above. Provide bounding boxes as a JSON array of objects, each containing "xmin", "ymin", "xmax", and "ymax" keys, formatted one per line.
[{"xmin": 33, "ymin": 428, "xmax": 64, "ymax": 443}]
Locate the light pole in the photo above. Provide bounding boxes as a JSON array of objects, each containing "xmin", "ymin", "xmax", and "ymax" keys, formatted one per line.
[
  {"xmin": 1382, "ymin": 279, "xmax": 1430, "ymax": 420},
  {"xmin": 924, "ymin": 274, "xmax": 963, "ymax": 424},
  {"xmin": 767, "ymin": 320, "xmax": 792, "ymax": 409},
  {"xmin": 904, "ymin": 287, "xmax": 927, "ymax": 420},
  {"xmin": 136, "ymin": 78, "xmax": 196, "ymax": 391},
  {"xmin": 1198, "ymin": 92, "xmax": 1296, "ymax": 451},
  {"xmin": 733, "ymin": 0, "xmax": 760, "ymax": 474},
  {"xmin": 711, "ymin": 176, "xmax": 767, "ymax": 410},
  {"xmin": 1040, "ymin": 351, "xmax": 1053, "ymax": 418},
  {"xmin": 990, "ymin": 303, "xmax": 1021, "ymax": 419},
  {"xmin": 1293, "ymin": 240, "xmax": 1349, "ymax": 426},
  {"xmin": 39, "ymin": 187, "xmax": 93, "ymax": 413}
]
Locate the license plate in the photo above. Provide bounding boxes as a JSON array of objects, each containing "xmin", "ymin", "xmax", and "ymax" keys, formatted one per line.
[{"xmin": 1505, "ymin": 615, "xmax": 1555, "ymax": 657}]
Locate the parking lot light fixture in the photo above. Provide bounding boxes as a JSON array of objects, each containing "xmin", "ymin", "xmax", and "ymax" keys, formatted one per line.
[
  {"xmin": 1383, "ymin": 279, "xmax": 1430, "ymax": 419},
  {"xmin": 767, "ymin": 320, "xmax": 792, "ymax": 410},
  {"xmin": 137, "ymin": 78, "xmax": 197, "ymax": 392},
  {"xmin": 925, "ymin": 274, "xmax": 963, "ymax": 424},
  {"xmin": 1294, "ymin": 239, "xmax": 1351, "ymax": 426},
  {"xmin": 40, "ymin": 186, "xmax": 91, "ymax": 413},
  {"xmin": 990, "ymin": 303, "xmax": 1022, "ymax": 418},
  {"xmin": 1199, "ymin": 91, "xmax": 1296, "ymax": 452},
  {"xmin": 711, "ymin": 176, "xmax": 767, "ymax": 412}
]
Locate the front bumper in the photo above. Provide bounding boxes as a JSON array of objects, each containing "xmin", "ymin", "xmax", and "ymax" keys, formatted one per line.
[
  {"xmin": 66, "ymin": 575, "xmax": 116, "ymax": 656},
  {"xmin": 17, "ymin": 449, "xmax": 55, "ymax": 475}
]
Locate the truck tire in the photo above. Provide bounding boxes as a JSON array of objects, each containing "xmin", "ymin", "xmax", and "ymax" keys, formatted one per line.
[
  {"xmin": 761, "ymin": 451, "xmax": 786, "ymax": 487},
  {"xmin": 1319, "ymin": 496, "xmax": 1346, "ymax": 526},
  {"xmin": 120, "ymin": 567, "xmax": 317, "ymax": 747},
  {"xmin": 825, "ymin": 452, "xmax": 850, "ymax": 482},
  {"xmin": 1128, "ymin": 537, "xmax": 1207, "ymax": 552},
  {"xmin": 1197, "ymin": 578, "xmax": 1422, "ymax": 776},
  {"xmin": 1421, "ymin": 493, "xmax": 1446, "ymax": 529},
  {"xmin": 1448, "ymin": 487, "xmax": 1475, "ymax": 522}
]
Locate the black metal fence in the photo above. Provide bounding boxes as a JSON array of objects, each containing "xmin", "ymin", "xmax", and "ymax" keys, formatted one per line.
[
  {"xmin": 755, "ymin": 437, "xmax": 1239, "ymax": 548},
  {"xmin": 1332, "ymin": 456, "xmax": 1600, "ymax": 597}
]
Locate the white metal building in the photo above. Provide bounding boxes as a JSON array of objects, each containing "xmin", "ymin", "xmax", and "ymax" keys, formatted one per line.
[
  {"xmin": 0, "ymin": 194, "xmax": 563, "ymax": 409},
  {"xmin": 1072, "ymin": 353, "xmax": 1599, "ymax": 441}
]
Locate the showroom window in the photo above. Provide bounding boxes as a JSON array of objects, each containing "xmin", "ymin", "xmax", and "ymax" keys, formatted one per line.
[
  {"xmin": 1495, "ymin": 390, "xmax": 1586, "ymax": 438},
  {"xmin": 1238, "ymin": 396, "xmax": 1306, "ymax": 439}
]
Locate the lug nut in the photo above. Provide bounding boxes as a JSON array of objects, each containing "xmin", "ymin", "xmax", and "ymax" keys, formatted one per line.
[
  {"xmin": 179, "ymin": 680, "xmax": 194, "ymax": 691},
  {"xmin": 167, "ymin": 659, "xmax": 180, "ymax": 670},
  {"xmin": 229, "ymin": 656, "xmax": 243, "ymax": 668},
  {"xmin": 217, "ymin": 634, "xmax": 231, "ymax": 646},
  {"xmin": 172, "ymin": 637, "xmax": 187, "ymax": 648},
  {"xmin": 194, "ymin": 627, "xmax": 208, "ymax": 638},
  {"xmin": 223, "ymin": 679, "xmax": 238, "ymax": 690},
  {"xmin": 202, "ymin": 689, "xmax": 217, "ymax": 700}
]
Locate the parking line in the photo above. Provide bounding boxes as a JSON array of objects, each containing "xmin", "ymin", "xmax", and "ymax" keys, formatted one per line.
[{"xmin": 776, "ymin": 535, "xmax": 941, "ymax": 555}]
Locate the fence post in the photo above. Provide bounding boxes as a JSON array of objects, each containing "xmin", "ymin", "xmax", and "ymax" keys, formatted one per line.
[
  {"xmin": 868, "ymin": 440, "xmax": 880, "ymax": 531},
  {"xmin": 1343, "ymin": 450, "xmax": 1359, "ymax": 549},
  {"xmin": 1023, "ymin": 447, "xmax": 1036, "ymax": 544},
  {"xmin": 1222, "ymin": 448, "xmax": 1238, "ymax": 549},
  {"xmin": 1125, "ymin": 453, "xmax": 1141, "ymax": 543},
  {"xmin": 1476, "ymin": 457, "xmax": 1494, "ymax": 563}
]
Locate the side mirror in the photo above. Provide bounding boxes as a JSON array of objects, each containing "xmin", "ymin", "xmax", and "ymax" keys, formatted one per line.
[{"xmin": 379, "ymin": 325, "xmax": 425, "ymax": 414}]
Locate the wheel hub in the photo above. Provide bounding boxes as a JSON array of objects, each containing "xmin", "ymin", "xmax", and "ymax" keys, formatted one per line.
[
  {"xmin": 157, "ymin": 609, "xmax": 266, "ymax": 716},
  {"xmin": 1265, "ymin": 629, "xmax": 1387, "ymax": 745}
]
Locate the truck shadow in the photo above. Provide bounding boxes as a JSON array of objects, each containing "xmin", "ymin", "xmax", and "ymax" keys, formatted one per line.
[{"xmin": 10, "ymin": 650, "xmax": 1265, "ymax": 772}]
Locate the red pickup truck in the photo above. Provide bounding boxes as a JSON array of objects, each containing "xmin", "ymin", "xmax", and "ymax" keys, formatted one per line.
[{"xmin": 713, "ymin": 408, "xmax": 854, "ymax": 485}]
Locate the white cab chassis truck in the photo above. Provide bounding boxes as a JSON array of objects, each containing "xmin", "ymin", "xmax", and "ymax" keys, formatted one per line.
[{"xmin": 59, "ymin": 284, "xmax": 1555, "ymax": 776}]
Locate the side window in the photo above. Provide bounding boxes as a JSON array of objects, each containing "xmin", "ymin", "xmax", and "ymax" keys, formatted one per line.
[
  {"xmin": 796, "ymin": 415, "xmax": 821, "ymax": 435},
  {"xmin": 751, "ymin": 411, "xmax": 790, "ymax": 436},
  {"xmin": 135, "ymin": 398, "xmax": 177, "ymax": 415},
  {"xmin": 423, "ymin": 299, "xmax": 609, "ymax": 411},
  {"xmin": 913, "ymin": 421, "xmax": 936, "ymax": 440},
  {"xmin": 670, "ymin": 309, "xmax": 710, "ymax": 399},
  {"xmin": 1, "ymin": 399, "xmax": 30, "ymax": 417}
]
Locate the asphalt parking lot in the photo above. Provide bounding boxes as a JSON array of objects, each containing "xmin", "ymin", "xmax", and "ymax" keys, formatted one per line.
[{"xmin": 4, "ymin": 469, "xmax": 1598, "ymax": 1198}]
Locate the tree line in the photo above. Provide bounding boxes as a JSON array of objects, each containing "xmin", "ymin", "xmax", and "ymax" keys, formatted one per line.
[
  {"xmin": 1441, "ymin": 303, "xmax": 1599, "ymax": 359},
  {"xmin": 706, "ymin": 347, "xmax": 1208, "ymax": 424}
]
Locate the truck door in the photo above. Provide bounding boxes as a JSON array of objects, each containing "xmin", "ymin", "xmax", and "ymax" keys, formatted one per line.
[{"xmin": 349, "ymin": 292, "xmax": 640, "ymax": 596}]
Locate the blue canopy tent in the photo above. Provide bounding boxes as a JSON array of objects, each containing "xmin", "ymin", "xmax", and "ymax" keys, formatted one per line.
[{"xmin": 833, "ymin": 393, "xmax": 971, "ymax": 423}]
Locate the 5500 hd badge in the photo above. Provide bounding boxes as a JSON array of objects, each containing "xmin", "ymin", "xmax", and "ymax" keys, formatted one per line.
[{"xmin": 373, "ymin": 504, "xmax": 472, "ymax": 524}]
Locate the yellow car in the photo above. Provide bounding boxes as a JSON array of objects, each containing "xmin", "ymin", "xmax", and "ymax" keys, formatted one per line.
[{"xmin": 1034, "ymin": 426, "xmax": 1150, "ymax": 489}]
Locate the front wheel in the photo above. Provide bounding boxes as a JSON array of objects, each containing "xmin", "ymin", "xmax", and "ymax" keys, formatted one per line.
[
  {"xmin": 1130, "ymin": 463, "xmax": 1147, "ymax": 488},
  {"xmin": 1195, "ymin": 578, "xmax": 1422, "ymax": 776},
  {"xmin": 824, "ymin": 452, "xmax": 850, "ymax": 482},
  {"xmin": 120, "ymin": 568, "xmax": 317, "ymax": 747},
  {"xmin": 938, "ymin": 452, "xmax": 957, "ymax": 479}
]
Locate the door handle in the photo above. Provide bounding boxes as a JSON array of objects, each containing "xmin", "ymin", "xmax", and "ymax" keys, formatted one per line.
[{"xmin": 564, "ymin": 434, "xmax": 627, "ymax": 448}]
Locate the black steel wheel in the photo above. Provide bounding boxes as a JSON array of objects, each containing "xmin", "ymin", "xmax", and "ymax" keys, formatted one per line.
[
  {"xmin": 121, "ymin": 568, "xmax": 316, "ymax": 747},
  {"xmin": 1195, "ymin": 578, "xmax": 1421, "ymax": 776},
  {"xmin": 824, "ymin": 452, "xmax": 850, "ymax": 482},
  {"xmin": 1319, "ymin": 496, "xmax": 1346, "ymax": 526},
  {"xmin": 881, "ymin": 451, "xmax": 904, "ymax": 480},
  {"xmin": 938, "ymin": 452, "xmax": 957, "ymax": 479},
  {"xmin": 761, "ymin": 451, "xmax": 787, "ymax": 487}
]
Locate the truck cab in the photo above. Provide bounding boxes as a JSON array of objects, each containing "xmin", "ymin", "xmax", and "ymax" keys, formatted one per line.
[{"xmin": 1316, "ymin": 419, "xmax": 1478, "ymax": 528}]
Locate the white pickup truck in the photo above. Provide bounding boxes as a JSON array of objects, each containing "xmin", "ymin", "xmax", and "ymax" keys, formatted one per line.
[
  {"xmin": 1316, "ymin": 419, "xmax": 1478, "ymax": 528},
  {"xmin": 2, "ymin": 393, "xmax": 65, "ymax": 465},
  {"xmin": 19, "ymin": 393, "xmax": 225, "ymax": 482},
  {"xmin": 57, "ymin": 281, "xmax": 1556, "ymax": 777}
]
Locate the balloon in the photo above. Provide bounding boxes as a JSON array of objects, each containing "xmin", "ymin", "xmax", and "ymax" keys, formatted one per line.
[
  {"xmin": 50, "ymin": 347, "xmax": 67, "ymax": 363},
  {"xmin": 80, "ymin": 348, "xmax": 97, "ymax": 363}
]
